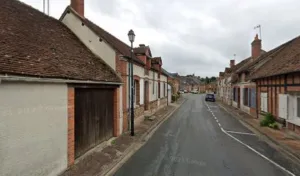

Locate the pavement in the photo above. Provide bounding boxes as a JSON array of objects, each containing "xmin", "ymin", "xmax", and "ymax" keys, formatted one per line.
[
  {"xmin": 61, "ymin": 98, "xmax": 185, "ymax": 176},
  {"xmin": 114, "ymin": 94, "xmax": 300, "ymax": 176},
  {"xmin": 217, "ymin": 101, "xmax": 300, "ymax": 161}
]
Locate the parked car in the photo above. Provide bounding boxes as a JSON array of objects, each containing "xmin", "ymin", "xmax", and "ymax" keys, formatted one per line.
[
  {"xmin": 179, "ymin": 90, "xmax": 184, "ymax": 94},
  {"xmin": 191, "ymin": 90, "xmax": 198, "ymax": 94},
  {"xmin": 183, "ymin": 90, "xmax": 188, "ymax": 93},
  {"xmin": 205, "ymin": 93, "xmax": 216, "ymax": 102}
]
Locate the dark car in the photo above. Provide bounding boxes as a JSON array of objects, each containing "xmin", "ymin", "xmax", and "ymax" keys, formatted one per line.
[{"xmin": 205, "ymin": 94, "xmax": 215, "ymax": 102}]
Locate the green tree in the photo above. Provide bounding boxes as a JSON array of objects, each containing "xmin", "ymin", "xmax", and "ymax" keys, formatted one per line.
[
  {"xmin": 210, "ymin": 76, "xmax": 217, "ymax": 82},
  {"xmin": 205, "ymin": 77, "xmax": 209, "ymax": 84}
]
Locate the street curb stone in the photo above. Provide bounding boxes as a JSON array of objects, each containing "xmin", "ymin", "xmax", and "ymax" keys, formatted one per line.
[
  {"xmin": 216, "ymin": 101, "xmax": 300, "ymax": 163},
  {"xmin": 101, "ymin": 98, "xmax": 187, "ymax": 176}
]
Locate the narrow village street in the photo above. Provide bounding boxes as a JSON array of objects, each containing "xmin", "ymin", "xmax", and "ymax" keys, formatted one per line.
[{"xmin": 115, "ymin": 94, "xmax": 300, "ymax": 176}]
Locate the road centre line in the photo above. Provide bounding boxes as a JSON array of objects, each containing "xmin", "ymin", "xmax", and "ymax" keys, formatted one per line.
[{"xmin": 204, "ymin": 102, "xmax": 296, "ymax": 176}]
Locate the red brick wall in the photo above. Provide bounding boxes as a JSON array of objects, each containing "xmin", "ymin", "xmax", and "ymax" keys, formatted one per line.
[
  {"xmin": 113, "ymin": 88, "xmax": 120, "ymax": 136},
  {"xmin": 67, "ymin": 87, "xmax": 75, "ymax": 167},
  {"xmin": 116, "ymin": 54, "xmax": 129, "ymax": 132},
  {"xmin": 136, "ymin": 55, "xmax": 146, "ymax": 65},
  {"xmin": 250, "ymin": 107, "xmax": 256, "ymax": 117}
]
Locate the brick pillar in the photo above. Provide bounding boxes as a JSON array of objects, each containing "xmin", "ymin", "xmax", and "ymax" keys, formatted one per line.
[
  {"xmin": 67, "ymin": 87, "xmax": 75, "ymax": 166},
  {"xmin": 113, "ymin": 88, "xmax": 120, "ymax": 137}
]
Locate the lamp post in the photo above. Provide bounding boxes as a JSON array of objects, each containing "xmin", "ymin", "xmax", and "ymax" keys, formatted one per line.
[{"xmin": 128, "ymin": 29, "xmax": 135, "ymax": 136}]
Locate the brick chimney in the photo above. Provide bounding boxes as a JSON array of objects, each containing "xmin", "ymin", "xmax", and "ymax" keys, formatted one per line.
[
  {"xmin": 230, "ymin": 59, "xmax": 235, "ymax": 68},
  {"xmin": 71, "ymin": 0, "xmax": 84, "ymax": 17},
  {"xmin": 251, "ymin": 34, "xmax": 261, "ymax": 60}
]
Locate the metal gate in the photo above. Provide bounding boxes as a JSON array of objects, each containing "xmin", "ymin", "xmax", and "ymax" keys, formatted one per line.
[{"xmin": 75, "ymin": 88, "xmax": 114, "ymax": 158}]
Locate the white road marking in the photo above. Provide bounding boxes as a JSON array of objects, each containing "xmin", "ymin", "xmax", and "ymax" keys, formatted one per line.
[
  {"xmin": 204, "ymin": 102, "xmax": 296, "ymax": 176},
  {"xmin": 225, "ymin": 130, "xmax": 256, "ymax": 136}
]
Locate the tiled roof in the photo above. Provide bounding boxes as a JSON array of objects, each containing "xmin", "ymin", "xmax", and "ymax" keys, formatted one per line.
[
  {"xmin": 62, "ymin": 6, "xmax": 144, "ymax": 66},
  {"xmin": 237, "ymin": 47, "xmax": 284, "ymax": 74},
  {"xmin": 0, "ymin": 0, "xmax": 121, "ymax": 83},
  {"xmin": 224, "ymin": 67, "xmax": 231, "ymax": 74},
  {"xmin": 230, "ymin": 57, "xmax": 251, "ymax": 83},
  {"xmin": 152, "ymin": 57, "xmax": 162, "ymax": 65},
  {"xmin": 251, "ymin": 35, "xmax": 300, "ymax": 79},
  {"xmin": 134, "ymin": 46, "xmax": 148, "ymax": 55}
]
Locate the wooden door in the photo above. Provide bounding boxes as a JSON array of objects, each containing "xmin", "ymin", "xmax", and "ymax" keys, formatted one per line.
[{"xmin": 75, "ymin": 88, "xmax": 114, "ymax": 158}]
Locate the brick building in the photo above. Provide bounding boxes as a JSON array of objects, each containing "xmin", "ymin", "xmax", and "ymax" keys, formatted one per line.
[
  {"xmin": 60, "ymin": 0, "xmax": 169, "ymax": 134},
  {"xmin": 251, "ymin": 35, "xmax": 300, "ymax": 134}
]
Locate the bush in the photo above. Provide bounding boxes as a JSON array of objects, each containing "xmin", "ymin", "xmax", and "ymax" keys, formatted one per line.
[
  {"xmin": 268, "ymin": 122, "xmax": 279, "ymax": 130},
  {"xmin": 171, "ymin": 94, "xmax": 179, "ymax": 102},
  {"xmin": 260, "ymin": 113, "xmax": 277, "ymax": 129}
]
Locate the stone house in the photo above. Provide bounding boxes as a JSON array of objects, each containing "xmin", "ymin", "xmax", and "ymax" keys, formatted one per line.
[
  {"xmin": 0, "ymin": 0, "xmax": 122, "ymax": 175},
  {"xmin": 60, "ymin": 0, "xmax": 168, "ymax": 131}
]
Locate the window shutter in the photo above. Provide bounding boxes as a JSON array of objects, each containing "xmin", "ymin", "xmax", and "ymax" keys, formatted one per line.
[
  {"xmin": 261, "ymin": 93, "xmax": 268, "ymax": 112},
  {"xmin": 251, "ymin": 88, "xmax": 256, "ymax": 108},
  {"xmin": 248, "ymin": 88, "xmax": 251, "ymax": 107},
  {"xmin": 279, "ymin": 94, "xmax": 288, "ymax": 119}
]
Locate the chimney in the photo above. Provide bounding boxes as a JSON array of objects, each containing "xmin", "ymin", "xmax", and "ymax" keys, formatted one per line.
[
  {"xmin": 251, "ymin": 34, "xmax": 261, "ymax": 60},
  {"xmin": 139, "ymin": 44, "xmax": 146, "ymax": 47},
  {"xmin": 230, "ymin": 59, "xmax": 235, "ymax": 68},
  {"xmin": 71, "ymin": 0, "xmax": 84, "ymax": 17}
]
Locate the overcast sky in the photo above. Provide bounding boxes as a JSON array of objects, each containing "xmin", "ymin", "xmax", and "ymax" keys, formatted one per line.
[{"xmin": 21, "ymin": 0, "xmax": 300, "ymax": 77}]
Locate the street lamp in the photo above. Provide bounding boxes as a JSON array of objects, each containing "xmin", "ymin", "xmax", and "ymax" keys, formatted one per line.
[{"xmin": 128, "ymin": 29, "xmax": 135, "ymax": 136}]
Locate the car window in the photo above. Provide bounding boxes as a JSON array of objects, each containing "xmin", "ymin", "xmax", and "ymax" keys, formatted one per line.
[{"xmin": 206, "ymin": 94, "xmax": 214, "ymax": 98}]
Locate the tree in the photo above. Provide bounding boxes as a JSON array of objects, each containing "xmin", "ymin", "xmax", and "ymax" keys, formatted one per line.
[
  {"xmin": 205, "ymin": 76, "xmax": 209, "ymax": 84},
  {"xmin": 210, "ymin": 76, "xmax": 217, "ymax": 82}
]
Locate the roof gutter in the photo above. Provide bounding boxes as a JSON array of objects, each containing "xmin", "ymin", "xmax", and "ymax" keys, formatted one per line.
[{"xmin": 0, "ymin": 74, "xmax": 122, "ymax": 85}]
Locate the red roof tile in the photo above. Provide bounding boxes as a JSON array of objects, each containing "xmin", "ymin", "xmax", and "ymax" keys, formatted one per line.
[{"xmin": 0, "ymin": 0, "xmax": 121, "ymax": 83}]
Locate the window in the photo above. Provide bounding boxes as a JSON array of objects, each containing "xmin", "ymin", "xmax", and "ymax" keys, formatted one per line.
[
  {"xmin": 233, "ymin": 88, "xmax": 236, "ymax": 101},
  {"xmin": 297, "ymin": 97, "xmax": 300, "ymax": 118},
  {"xmin": 243, "ymin": 88, "xmax": 249, "ymax": 106},
  {"xmin": 250, "ymin": 88, "xmax": 256, "ymax": 108},
  {"xmin": 158, "ymin": 82, "xmax": 161, "ymax": 98},
  {"xmin": 164, "ymin": 83, "xmax": 165, "ymax": 97}
]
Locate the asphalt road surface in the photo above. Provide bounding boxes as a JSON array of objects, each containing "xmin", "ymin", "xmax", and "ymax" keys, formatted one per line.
[{"xmin": 115, "ymin": 94, "xmax": 300, "ymax": 176}]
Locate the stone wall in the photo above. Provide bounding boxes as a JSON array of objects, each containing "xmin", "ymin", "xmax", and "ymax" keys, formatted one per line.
[
  {"xmin": 149, "ymin": 100, "xmax": 158, "ymax": 111},
  {"xmin": 134, "ymin": 105, "xmax": 145, "ymax": 118},
  {"xmin": 160, "ymin": 97, "xmax": 167, "ymax": 108}
]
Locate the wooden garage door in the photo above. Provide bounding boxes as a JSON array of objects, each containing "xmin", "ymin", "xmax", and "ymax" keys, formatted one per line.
[{"xmin": 75, "ymin": 88, "xmax": 114, "ymax": 158}]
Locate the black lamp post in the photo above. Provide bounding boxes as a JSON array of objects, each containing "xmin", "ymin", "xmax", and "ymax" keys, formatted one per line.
[{"xmin": 128, "ymin": 29, "xmax": 135, "ymax": 136}]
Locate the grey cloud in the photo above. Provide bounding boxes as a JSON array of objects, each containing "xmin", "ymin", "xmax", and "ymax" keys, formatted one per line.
[{"xmin": 86, "ymin": 0, "xmax": 300, "ymax": 77}]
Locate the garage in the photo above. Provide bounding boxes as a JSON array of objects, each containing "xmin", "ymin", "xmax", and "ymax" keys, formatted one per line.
[{"xmin": 74, "ymin": 88, "xmax": 115, "ymax": 158}]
